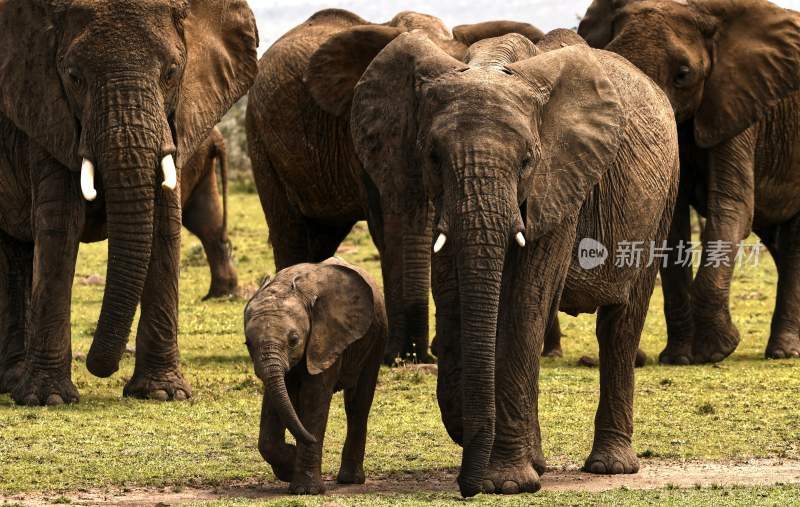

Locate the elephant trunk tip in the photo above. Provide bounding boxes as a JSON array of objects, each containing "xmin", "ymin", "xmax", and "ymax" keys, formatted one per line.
[
  {"xmin": 85, "ymin": 339, "xmax": 126, "ymax": 378},
  {"xmin": 457, "ymin": 474, "xmax": 483, "ymax": 498}
]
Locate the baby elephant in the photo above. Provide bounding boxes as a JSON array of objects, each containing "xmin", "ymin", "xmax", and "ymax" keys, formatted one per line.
[{"xmin": 244, "ymin": 258, "xmax": 387, "ymax": 494}]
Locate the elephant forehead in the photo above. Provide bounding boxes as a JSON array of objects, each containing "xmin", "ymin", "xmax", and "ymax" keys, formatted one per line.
[
  {"xmin": 423, "ymin": 73, "xmax": 534, "ymax": 124},
  {"xmin": 390, "ymin": 11, "xmax": 452, "ymax": 40}
]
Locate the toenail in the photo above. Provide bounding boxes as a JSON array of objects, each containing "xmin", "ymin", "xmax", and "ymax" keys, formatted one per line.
[
  {"xmin": 590, "ymin": 461, "xmax": 606, "ymax": 474},
  {"xmin": 24, "ymin": 395, "xmax": 39, "ymax": 407},
  {"xmin": 611, "ymin": 461, "xmax": 625, "ymax": 474},
  {"xmin": 481, "ymin": 479, "xmax": 495, "ymax": 493},
  {"xmin": 174, "ymin": 389, "xmax": 187, "ymax": 401},
  {"xmin": 710, "ymin": 352, "xmax": 725, "ymax": 362},
  {"xmin": 150, "ymin": 389, "xmax": 168, "ymax": 401},
  {"xmin": 676, "ymin": 356, "xmax": 691, "ymax": 365},
  {"xmin": 46, "ymin": 394, "xmax": 64, "ymax": 406},
  {"xmin": 501, "ymin": 481, "xmax": 519, "ymax": 494}
]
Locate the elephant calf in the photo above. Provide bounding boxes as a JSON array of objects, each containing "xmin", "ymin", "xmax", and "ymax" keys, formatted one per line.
[{"xmin": 244, "ymin": 258, "xmax": 387, "ymax": 494}]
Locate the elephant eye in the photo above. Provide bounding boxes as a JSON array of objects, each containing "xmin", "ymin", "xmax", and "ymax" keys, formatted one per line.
[
  {"xmin": 288, "ymin": 332, "xmax": 300, "ymax": 348},
  {"xmin": 674, "ymin": 65, "xmax": 692, "ymax": 88},
  {"xmin": 164, "ymin": 63, "xmax": 179, "ymax": 86},
  {"xmin": 67, "ymin": 67, "xmax": 82, "ymax": 87}
]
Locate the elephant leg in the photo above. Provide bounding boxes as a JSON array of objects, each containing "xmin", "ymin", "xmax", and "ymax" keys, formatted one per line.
[
  {"xmin": 337, "ymin": 343, "xmax": 381, "ymax": 484},
  {"xmin": 691, "ymin": 132, "xmax": 755, "ymax": 363},
  {"xmin": 433, "ymin": 250, "xmax": 463, "ymax": 443},
  {"xmin": 0, "ymin": 232, "xmax": 32, "ymax": 394},
  {"xmin": 765, "ymin": 217, "xmax": 800, "ymax": 359},
  {"xmin": 659, "ymin": 177, "xmax": 695, "ymax": 365},
  {"xmin": 584, "ymin": 271, "xmax": 657, "ymax": 475},
  {"xmin": 290, "ymin": 371, "xmax": 337, "ymax": 495},
  {"xmin": 259, "ymin": 391, "xmax": 297, "ymax": 482},
  {"xmin": 12, "ymin": 158, "xmax": 83, "ymax": 406},
  {"xmin": 483, "ymin": 229, "xmax": 572, "ymax": 495},
  {"xmin": 541, "ymin": 314, "xmax": 563, "ymax": 358},
  {"xmin": 124, "ymin": 182, "xmax": 190, "ymax": 400},
  {"xmin": 183, "ymin": 170, "xmax": 238, "ymax": 300}
]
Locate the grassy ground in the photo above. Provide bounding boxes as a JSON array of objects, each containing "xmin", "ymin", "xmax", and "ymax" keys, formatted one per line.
[{"xmin": 2, "ymin": 191, "xmax": 800, "ymax": 504}]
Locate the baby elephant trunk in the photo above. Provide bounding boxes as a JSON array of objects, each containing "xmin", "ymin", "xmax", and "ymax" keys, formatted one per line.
[{"xmin": 264, "ymin": 364, "xmax": 317, "ymax": 445}]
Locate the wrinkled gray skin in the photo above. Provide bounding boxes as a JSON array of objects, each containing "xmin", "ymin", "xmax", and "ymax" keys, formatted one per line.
[
  {"xmin": 246, "ymin": 9, "xmax": 543, "ymax": 365},
  {"xmin": 579, "ymin": 0, "xmax": 800, "ymax": 364},
  {"xmin": 344, "ymin": 31, "xmax": 679, "ymax": 496},
  {"xmin": 245, "ymin": 258, "xmax": 387, "ymax": 495},
  {"xmin": 0, "ymin": 0, "xmax": 258, "ymax": 405}
]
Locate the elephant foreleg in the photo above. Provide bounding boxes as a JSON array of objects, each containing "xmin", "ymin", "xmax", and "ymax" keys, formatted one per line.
[
  {"xmin": 124, "ymin": 177, "xmax": 190, "ymax": 400},
  {"xmin": 690, "ymin": 130, "xmax": 756, "ymax": 363},
  {"xmin": 765, "ymin": 216, "xmax": 800, "ymax": 358},
  {"xmin": 12, "ymin": 156, "xmax": 83, "ymax": 406},
  {"xmin": 258, "ymin": 393, "xmax": 296, "ymax": 482},
  {"xmin": 290, "ymin": 371, "xmax": 337, "ymax": 495},
  {"xmin": 0, "ymin": 231, "xmax": 32, "ymax": 394}
]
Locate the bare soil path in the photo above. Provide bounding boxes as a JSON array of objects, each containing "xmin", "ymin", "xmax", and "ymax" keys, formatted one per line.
[{"xmin": 5, "ymin": 459, "xmax": 800, "ymax": 506}]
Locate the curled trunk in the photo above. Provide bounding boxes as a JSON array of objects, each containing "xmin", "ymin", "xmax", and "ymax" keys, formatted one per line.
[
  {"xmin": 264, "ymin": 364, "xmax": 316, "ymax": 445},
  {"xmin": 86, "ymin": 80, "xmax": 162, "ymax": 377}
]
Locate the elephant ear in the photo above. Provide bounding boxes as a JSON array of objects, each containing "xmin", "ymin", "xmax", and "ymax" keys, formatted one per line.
[
  {"xmin": 508, "ymin": 46, "xmax": 625, "ymax": 238},
  {"xmin": 305, "ymin": 259, "xmax": 375, "ymax": 375},
  {"xmin": 0, "ymin": 0, "xmax": 79, "ymax": 169},
  {"xmin": 175, "ymin": 0, "xmax": 258, "ymax": 167},
  {"xmin": 578, "ymin": 0, "xmax": 633, "ymax": 48},
  {"xmin": 452, "ymin": 20, "xmax": 545, "ymax": 46},
  {"xmin": 692, "ymin": 0, "xmax": 800, "ymax": 148},
  {"xmin": 351, "ymin": 32, "xmax": 468, "ymax": 214},
  {"xmin": 304, "ymin": 25, "xmax": 407, "ymax": 116}
]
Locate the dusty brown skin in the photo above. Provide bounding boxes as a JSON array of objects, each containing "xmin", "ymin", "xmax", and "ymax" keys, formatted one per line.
[
  {"xmin": 0, "ymin": 0, "xmax": 257, "ymax": 405},
  {"xmin": 244, "ymin": 258, "xmax": 387, "ymax": 495},
  {"xmin": 342, "ymin": 30, "xmax": 679, "ymax": 496},
  {"xmin": 579, "ymin": 0, "xmax": 800, "ymax": 364},
  {"xmin": 181, "ymin": 128, "xmax": 238, "ymax": 300},
  {"xmin": 246, "ymin": 9, "xmax": 543, "ymax": 366}
]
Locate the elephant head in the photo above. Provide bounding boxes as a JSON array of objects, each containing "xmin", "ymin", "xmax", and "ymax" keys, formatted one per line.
[
  {"xmin": 244, "ymin": 259, "xmax": 376, "ymax": 445},
  {"xmin": 347, "ymin": 32, "xmax": 624, "ymax": 496},
  {"xmin": 0, "ymin": 0, "xmax": 258, "ymax": 376},
  {"xmin": 578, "ymin": 0, "xmax": 800, "ymax": 147}
]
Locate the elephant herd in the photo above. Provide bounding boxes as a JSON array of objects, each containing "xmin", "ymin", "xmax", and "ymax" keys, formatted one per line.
[{"xmin": 1, "ymin": 0, "xmax": 800, "ymax": 498}]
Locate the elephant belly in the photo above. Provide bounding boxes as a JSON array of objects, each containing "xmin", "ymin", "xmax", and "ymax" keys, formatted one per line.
[{"xmin": 752, "ymin": 93, "xmax": 800, "ymax": 228}]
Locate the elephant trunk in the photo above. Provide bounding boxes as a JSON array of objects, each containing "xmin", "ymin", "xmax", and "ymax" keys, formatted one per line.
[
  {"xmin": 85, "ymin": 79, "xmax": 164, "ymax": 378},
  {"xmin": 263, "ymin": 358, "xmax": 316, "ymax": 446},
  {"xmin": 452, "ymin": 194, "xmax": 514, "ymax": 497}
]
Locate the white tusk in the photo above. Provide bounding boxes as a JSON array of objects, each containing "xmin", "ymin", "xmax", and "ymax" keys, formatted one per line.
[
  {"xmin": 80, "ymin": 159, "xmax": 97, "ymax": 201},
  {"xmin": 161, "ymin": 154, "xmax": 177, "ymax": 191},
  {"xmin": 433, "ymin": 233, "xmax": 447, "ymax": 253},
  {"xmin": 515, "ymin": 231, "xmax": 526, "ymax": 247}
]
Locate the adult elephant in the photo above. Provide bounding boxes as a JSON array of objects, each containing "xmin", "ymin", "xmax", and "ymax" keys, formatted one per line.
[
  {"xmin": 0, "ymin": 0, "xmax": 258, "ymax": 405},
  {"xmin": 579, "ymin": 0, "xmax": 800, "ymax": 363},
  {"xmin": 330, "ymin": 30, "xmax": 679, "ymax": 495},
  {"xmin": 246, "ymin": 9, "xmax": 543, "ymax": 364}
]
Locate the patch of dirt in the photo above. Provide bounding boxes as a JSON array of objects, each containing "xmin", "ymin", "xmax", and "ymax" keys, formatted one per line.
[{"xmin": 5, "ymin": 460, "xmax": 800, "ymax": 506}]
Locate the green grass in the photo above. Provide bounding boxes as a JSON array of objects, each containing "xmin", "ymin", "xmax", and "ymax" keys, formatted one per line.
[{"xmin": 1, "ymin": 192, "xmax": 799, "ymax": 503}]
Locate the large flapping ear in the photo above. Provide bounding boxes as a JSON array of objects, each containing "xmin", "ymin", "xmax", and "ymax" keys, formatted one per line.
[
  {"xmin": 578, "ymin": 0, "xmax": 633, "ymax": 48},
  {"xmin": 175, "ymin": 0, "xmax": 258, "ymax": 167},
  {"xmin": 350, "ymin": 32, "xmax": 468, "ymax": 213},
  {"xmin": 692, "ymin": 0, "xmax": 800, "ymax": 147},
  {"xmin": 508, "ymin": 46, "xmax": 625, "ymax": 238},
  {"xmin": 304, "ymin": 259, "xmax": 376, "ymax": 375},
  {"xmin": 0, "ymin": 0, "xmax": 80, "ymax": 169},
  {"xmin": 304, "ymin": 25, "xmax": 406, "ymax": 116},
  {"xmin": 453, "ymin": 20, "xmax": 545, "ymax": 46}
]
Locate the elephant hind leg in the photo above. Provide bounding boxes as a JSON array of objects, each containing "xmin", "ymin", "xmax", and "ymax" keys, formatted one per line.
[
  {"xmin": 764, "ymin": 218, "xmax": 800, "ymax": 359},
  {"xmin": 584, "ymin": 270, "xmax": 657, "ymax": 475},
  {"xmin": 541, "ymin": 314, "xmax": 563, "ymax": 357},
  {"xmin": 0, "ymin": 232, "xmax": 32, "ymax": 394}
]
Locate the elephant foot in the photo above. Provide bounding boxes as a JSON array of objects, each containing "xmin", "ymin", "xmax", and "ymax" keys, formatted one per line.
[
  {"xmin": 691, "ymin": 319, "xmax": 740, "ymax": 364},
  {"xmin": 289, "ymin": 473, "xmax": 325, "ymax": 495},
  {"xmin": 11, "ymin": 366, "xmax": 79, "ymax": 406},
  {"xmin": 479, "ymin": 462, "xmax": 541, "ymax": 495},
  {"xmin": 123, "ymin": 369, "xmax": 192, "ymax": 401},
  {"xmin": 0, "ymin": 360, "xmax": 25, "ymax": 394},
  {"xmin": 415, "ymin": 351, "xmax": 436, "ymax": 364},
  {"xmin": 765, "ymin": 333, "xmax": 800, "ymax": 359},
  {"xmin": 336, "ymin": 462, "xmax": 365, "ymax": 484},
  {"xmin": 658, "ymin": 340, "xmax": 693, "ymax": 365},
  {"xmin": 635, "ymin": 349, "xmax": 647, "ymax": 368},
  {"xmin": 542, "ymin": 345, "xmax": 563, "ymax": 358},
  {"xmin": 203, "ymin": 278, "xmax": 239, "ymax": 300},
  {"xmin": 532, "ymin": 450, "xmax": 547, "ymax": 477},
  {"xmin": 584, "ymin": 439, "xmax": 639, "ymax": 475}
]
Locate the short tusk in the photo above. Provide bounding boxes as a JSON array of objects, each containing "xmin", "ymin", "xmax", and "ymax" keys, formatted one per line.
[
  {"xmin": 161, "ymin": 154, "xmax": 177, "ymax": 191},
  {"xmin": 80, "ymin": 159, "xmax": 97, "ymax": 201},
  {"xmin": 433, "ymin": 233, "xmax": 447, "ymax": 254},
  {"xmin": 515, "ymin": 231, "xmax": 526, "ymax": 248}
]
